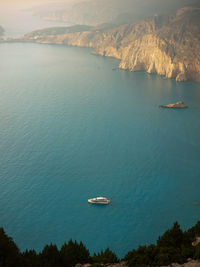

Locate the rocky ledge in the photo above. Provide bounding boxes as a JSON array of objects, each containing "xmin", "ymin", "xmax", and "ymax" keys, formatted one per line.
[
  {"xmin": 76, "ymin": 259, "xmax": 200, "ymax": 267},
  {"xmin": 159, "ymin": 101, "xmax": 188, "ymax": 108},
  {"xmin": 75, "ymin": 259, "xmax": 200, "ymax": 267},
  {"xmin": 75, "ymin": 262, "xmax": 127, "ymax": 267}
]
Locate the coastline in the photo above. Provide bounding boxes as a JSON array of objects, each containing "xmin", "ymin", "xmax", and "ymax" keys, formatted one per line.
[{"xmin": 4, "ymin": 5, "xmax": 200, "ymax": 83}]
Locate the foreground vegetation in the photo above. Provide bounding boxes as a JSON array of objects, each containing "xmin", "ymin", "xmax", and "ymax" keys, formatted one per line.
[{"xmin": 1, "ymin": 221, "xmax": 200, "ymax": 267}]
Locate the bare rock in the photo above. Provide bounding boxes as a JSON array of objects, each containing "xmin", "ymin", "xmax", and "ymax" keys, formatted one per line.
[
  {"xmin": 159, "ymin": 101, "xmax": 188, "ymax": 108},
  {"xmin": 192, "ymin": 237, "xmax": 200, "ymax": 246},
  {"xmin": 163, "ymin": 259, "xmax": 200, "ymax": 267}
]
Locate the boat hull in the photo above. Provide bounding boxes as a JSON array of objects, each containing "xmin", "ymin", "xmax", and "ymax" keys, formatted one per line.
[{"xmin": 88, "ymin": 198, "xmax": 110, "ymax": 204}]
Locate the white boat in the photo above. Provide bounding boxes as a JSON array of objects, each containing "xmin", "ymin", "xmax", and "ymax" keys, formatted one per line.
[{"xmin": 88, "ymin": 197, "xmax": 110, "ymax": 204}]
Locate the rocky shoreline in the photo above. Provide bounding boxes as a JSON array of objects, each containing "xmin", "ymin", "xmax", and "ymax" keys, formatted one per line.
[{"xmin": 8, "ymin": 5, "xmax": 200, "ymax": 83}]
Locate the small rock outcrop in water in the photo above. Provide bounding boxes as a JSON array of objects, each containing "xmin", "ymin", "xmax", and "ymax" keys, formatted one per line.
[{"xmin": 159, "ymin": 101, "xmax": 188, "ymax": 108}]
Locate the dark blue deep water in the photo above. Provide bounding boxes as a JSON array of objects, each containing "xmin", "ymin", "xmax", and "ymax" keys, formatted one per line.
[{"xmin": 0, "ymin": 43, "xmax": 200, "ymax": 257}]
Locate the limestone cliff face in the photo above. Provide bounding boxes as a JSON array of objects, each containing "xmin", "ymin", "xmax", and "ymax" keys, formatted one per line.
[
  {"xmin": 20, "ymin": 6, "xmax": 200, "ymax": 82},
  {"xmin": 116, "ymin": 7, "xmax": 200, "ymax": 82}
]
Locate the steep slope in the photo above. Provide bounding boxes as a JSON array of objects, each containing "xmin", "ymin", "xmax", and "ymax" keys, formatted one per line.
[
  {"xmin": 118, "ymin": 6, "xmax": 200, "ymax": 82},
  {"xmin": 20, "ymin": 6, "xmax": 200, "ymax": 82}
]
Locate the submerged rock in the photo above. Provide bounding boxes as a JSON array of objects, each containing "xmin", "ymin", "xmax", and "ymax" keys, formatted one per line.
[{"xmin": 159, "ymin": 101, "xmax": 188, "ymax": 108}]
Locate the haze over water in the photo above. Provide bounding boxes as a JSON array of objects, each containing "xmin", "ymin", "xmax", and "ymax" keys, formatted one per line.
[{"xmin": 0, "ymin": 1, "xmax": 71, "ymax": 37}]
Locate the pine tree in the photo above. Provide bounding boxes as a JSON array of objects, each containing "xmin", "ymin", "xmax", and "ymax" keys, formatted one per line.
[
  {"xmin": 0, "ymin": 227, "xmax": 21, "ymax": 267},
  {"xmin": 60, "ymin": 239, "xmax": 90, "ymax": 267},
  {"xmin": 40, "ymin": 243, "xmax": 61, "ymax": 267},
  {"xmin": 157, "ymin": 222, "xmax": 183, "ymax": 248},
  {"xmin": 92, "ymin": 248, "xmax": 119, "ymax": 264}
]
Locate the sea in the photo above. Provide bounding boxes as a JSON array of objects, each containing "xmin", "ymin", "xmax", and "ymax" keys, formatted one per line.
[{"xmin": 0, "ymin": 12, "xmax": 200, "ymax": 258}]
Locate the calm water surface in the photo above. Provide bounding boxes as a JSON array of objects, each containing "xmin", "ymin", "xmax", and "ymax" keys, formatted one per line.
[{"xmin": 0, "ymin": 43, "xmax": 200, "ymax": 257}]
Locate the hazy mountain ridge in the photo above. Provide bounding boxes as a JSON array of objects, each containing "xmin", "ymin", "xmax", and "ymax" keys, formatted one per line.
[
  {"xmin": 0, "ymin": 26, "xmax": 4, "ymax": 39},
  {"xmin": 19, "ymin": 5, "xmax": 200, "ymax": 82},
  {"xmin": 40, "ymin": 0, "xmax": 199, "ymax": 26}
]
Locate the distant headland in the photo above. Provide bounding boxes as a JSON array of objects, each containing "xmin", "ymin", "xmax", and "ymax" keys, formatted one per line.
[{"xmin": 8, "ymin": 5, "xmax": 200, "ymax": 83}]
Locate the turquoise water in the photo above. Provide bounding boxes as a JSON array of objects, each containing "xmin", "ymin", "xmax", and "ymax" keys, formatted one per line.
[{"xmin": 0, "ymin": 43, "xmax": 200, "ymax": 258}]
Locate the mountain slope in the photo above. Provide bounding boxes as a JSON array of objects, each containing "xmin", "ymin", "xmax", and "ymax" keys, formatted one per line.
[{"xmin": 20, "ymin": 6, "xmax": 200, "ymax": 82}]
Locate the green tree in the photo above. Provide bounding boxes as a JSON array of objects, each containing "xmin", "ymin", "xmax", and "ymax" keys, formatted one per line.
[
  {"xmin": 21, "ymin": 249, "xmax": 39, "ymax": 267},
  {"xmin": 180, "ymin": 245, "xmax": 194, "ymax": 260},
  {"xmin": 157, "ymin": 222, "xmax": 183, "ymax": 248},
  {"xmin": 184, "ymin": 221, "xmax": 200, "ymax": 244},
  {"xmin": 125, "ymin": 245, "xmax": 158, "ymax": 267},
  {"xmin": 154, "ymin": 251, "xmax": 171, "ymax": 266},
  {"xmin": 60, "ymin": 239, "xmax": 90, "ymax": 267},
  {"xmin": 0, "ymin": 227, "xmax": 21, "ymax": 267},
  {"xmin": 155, "ymin": 247, "xmax": 183, "ymax": 265},
  {"xmin": 40, "ymin": 243, "xmax": 61, "ymax": 267},
  {"xmin": 194, "ymin": 243, "xmax": 200, "ymax": 259},
  {"xmin": 92, "ymin": 248, "xmax": 119, "ymax": 264}
]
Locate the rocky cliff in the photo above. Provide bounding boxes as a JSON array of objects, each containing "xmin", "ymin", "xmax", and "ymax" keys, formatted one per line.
[{"xmin": 19, "ymin": 5, "xmax": 200, "ymax": 82}]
